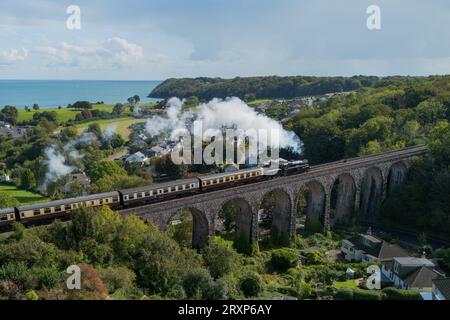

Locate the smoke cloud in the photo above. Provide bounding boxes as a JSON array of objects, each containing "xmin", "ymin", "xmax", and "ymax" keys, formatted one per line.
[
  {"xmin": 42, "ymin": 146, "xmax": 75, "ymax": 188},
  {"xmin": 145, "ymin": 97, "xmax": 303, "ymax": 153}
]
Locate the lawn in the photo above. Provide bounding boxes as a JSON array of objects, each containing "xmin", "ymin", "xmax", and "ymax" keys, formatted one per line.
[
  {"xmin": 247, "ymin": 99, "xmax": 271, "ymax": 105},
  {"xmin": 17, "ymin": 103, "xmax": 157, "ymax": 123},
  {"xmin": 0, "ymin": 184, "xmax": 50, "ymax": 206},
  {"xmin": 74, "ymin": 117, "xmax": 146, "ymax": 139},
  {"xmin": 334, "ymin": 280, "xmax": 359, "ymax": 289}
]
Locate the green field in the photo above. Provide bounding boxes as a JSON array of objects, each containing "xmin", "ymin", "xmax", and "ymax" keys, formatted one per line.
[
  {"xmin": 75, "ymin": 117, "xmax": 146, "ymax": 139},
  {"xmin": 0, "ymin": 184, "xmax": 50, "ymax": 206},
  {"xmin": 17, "ymin": 103, "xmax": 156, "ymax": 123},
  {"xmin": 247, "ymin": 99, "xmax": 271, "ymax": 105},
  {"xmin": 334, "ymin": 280, "xmax": 359, "ymax": 289}
]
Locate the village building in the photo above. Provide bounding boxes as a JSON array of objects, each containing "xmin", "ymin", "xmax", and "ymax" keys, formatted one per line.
[
  {"xmin": 126, "ymin": 151, "xmax": 149, "ymax": 165},
  {"xmin": 340, "ymin": 232, "xmax": 409, "ymax": 263},
  {"xmin": 432, "ymin": 278, "xmax": 450, "ymax": 300},
  {"xmin": 381, "ymin": 257, "xmax": 445, "ymax": 292}
]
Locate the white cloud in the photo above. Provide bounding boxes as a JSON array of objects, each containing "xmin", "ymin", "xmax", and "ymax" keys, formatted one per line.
[
  {"xmin": 0, "ymin": 47, "xmax": 28, "ymax": 65},
  {"xmin": 34, "ymin": 37, "xmax": 155, "ymax": 69}
]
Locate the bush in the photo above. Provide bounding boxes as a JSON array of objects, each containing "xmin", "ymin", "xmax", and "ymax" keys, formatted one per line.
[
  {"xmin": 239, "ymin": 273, "xmax": 262, "ymax": 297},
  {"xmin": 233, "ymin": 231, "xmax": 252, "ymax": 255},
  {"xmin": 25, "ymin": 290, "xmax": 39, "ymax": 300},
  {"xmin": 300, "ymin": 249, "xmax": 325, "ymax": 265},
  {"xmin": 202, "ymin": 240, "xmax": 236, "ymax": 278},
  {"xmin": 182, "ymin": 268, "xmax": 228, "ymax": 300},
  {"xmin": 335, "ymin": 287, "xmax": 354, "ymax": 300},
  {"xmin": 353, "ymin": 288, "xmax": 381, "ymax": 300},
  {"xmin": 382, "ymin": 287, "xmax": 421, "ymax": 300},
  {"xmin": 98, "ymin": 267, "xmax": 136, "ymax": 293},
  {"xmin": 182, "ymin": 268, "xmax": 213, "ymax": 299},
  {"xmin": 270, "ymin": 249, "xmax": 298, "ymax": 272}
]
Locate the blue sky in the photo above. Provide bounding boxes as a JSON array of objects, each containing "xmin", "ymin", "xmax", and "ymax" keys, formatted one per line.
[{"xmin": 0, "ymin": 0, "xmax": 449, "ymax": 80}]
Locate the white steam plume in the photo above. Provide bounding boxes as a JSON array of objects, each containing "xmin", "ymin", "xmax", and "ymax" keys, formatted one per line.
[
  {"xmin": 42, "ymin": 146, "xmax": 75, "ymax": 188},
  {"xmin": 145, "ymin": 97, "xmax": 303, "ymax": 153}
]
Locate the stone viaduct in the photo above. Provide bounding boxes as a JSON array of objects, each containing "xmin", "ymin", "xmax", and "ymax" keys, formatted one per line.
[{"xmin": 120, "ymin": 145, "xmax": 428, "ymax": 248}]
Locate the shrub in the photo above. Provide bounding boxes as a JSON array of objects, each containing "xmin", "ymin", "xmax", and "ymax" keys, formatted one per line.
[
  {"xmin": 239, "ymin": 273, "xmax": 262, "ymax": 297},
  {"xmin": 25, "ymin": 290, "xmax": 39, "ymax": 300},
  {"xmin": 353, "ymin": 288, "xmax": 381, "ymax": 300},
  {"xmin": 98, "ymin": 266, "xmax": 136, "ymax": 293},
  {"xmin": 382, "ymin": 287, "xmax": 421, "ymax": 300},
  {"xmin": 300, "ymin": 249, "xmax": 325, "ymax": 265},
  {"xmin": 335, "ymin": 287, "xmax": 354, "ymax": 300},
  {"xmin": 270, "ymin": 249, "xmax": 298, "ymax": 272},
  {"xmin": 182, "ymin": 268, "xmax": 212, "ymax": 299},
  {"xmin": 202, "ymin": 240, "xmax": 236, "ymax": 278}
]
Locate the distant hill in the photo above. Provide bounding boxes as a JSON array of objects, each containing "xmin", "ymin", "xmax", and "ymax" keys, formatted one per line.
[{"xmin": 148, "ymin": 75, "xmax": 381, "ymax": 101}]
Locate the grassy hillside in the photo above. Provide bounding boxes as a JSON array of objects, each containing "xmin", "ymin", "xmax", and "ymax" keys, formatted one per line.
[
  {"xmin": 0, "ymin": 183, "xmax": 50, "ymax": 205},
  {"xmin": 17, "ymin": 103, "xmax": 156, "ymax": 123},
  {"xmin": 74, "ymin": 117, "xmax": 146, "ymax": 139}
]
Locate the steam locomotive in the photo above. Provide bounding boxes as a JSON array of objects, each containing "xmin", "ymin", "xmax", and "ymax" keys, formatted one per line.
[{"xmin": 0, "ymin": 159, "xmax": 309, "ymax": 229}]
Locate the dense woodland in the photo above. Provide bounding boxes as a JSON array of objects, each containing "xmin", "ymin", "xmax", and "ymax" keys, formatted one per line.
[{"xmin": 149, "ymin": 75, "xmax": 380, "ymax": 101}]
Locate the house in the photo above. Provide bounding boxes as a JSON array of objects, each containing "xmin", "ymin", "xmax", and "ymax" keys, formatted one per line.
[
  {"xmin": 126, "ymin": 151, "xmax": 148, "ymax": 164},
  {"xmin": 146, "ymin": 145, "xmax": 171, "ymax": 158},
  {"xmin": 0, "ymin": 121, "xmax": 11, "ymax": 128},
  {"xmin": 341, "ymin": 232, "xmax": 409, "ymax": 263},
  {"xmin": 61, "ymin": 172, "xmax": 90, "ymax": 195},
  {"xmin": 432, "ymin": 278, "xmax": 450, "ymax": 300},
  {"xmin": 382, "ymin": 257, "xmax": 444, "ymax": 292}
]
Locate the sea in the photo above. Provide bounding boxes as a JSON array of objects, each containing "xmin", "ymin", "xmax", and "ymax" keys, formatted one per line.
[{"xmin": 0, "ymin": 80, "xmax": 162, "ymax": 108}]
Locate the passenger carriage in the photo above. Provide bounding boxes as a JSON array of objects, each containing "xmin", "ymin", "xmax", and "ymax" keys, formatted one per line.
[
  {"xmin": 16, "ymin": 191, "xmax": 120, "ymax": 223},
  {"xmin": 119, "ymin": 178, "xmax": 200, "ymax": 206},
  {"xmin": 0, "ymin": 207, "xmax": 16, "ymax": 227}
]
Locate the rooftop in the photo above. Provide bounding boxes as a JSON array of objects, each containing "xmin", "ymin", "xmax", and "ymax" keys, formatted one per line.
[{"xmin": 433, "ymin": 278, "xmax": 450, "ymax": 299}]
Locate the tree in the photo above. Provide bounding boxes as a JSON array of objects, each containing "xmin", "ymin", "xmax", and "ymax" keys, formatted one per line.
[
  {"xmin": 133, "ymin": 95, "xmax": 140, "ymax": 104},
  {"xmin": 239, "ymin": 273, "xmax": 262, "ymax": 297},
  {"xmin": 19, "ymin": 169, "xmax": 37, "ymax": 190},
  {"xmin": 201, "ymin": 240, "xmax": 236, "ymax": 279},
  {"xmin": 182, "ymin": 268, "xmax": 212, "ymax": 299},
  {"xmin": 0, "ymin": 105, "xmax": 19, "ymax": 125},
  {"xmin": 71, "ymin": 101, "xmax": 92, "ymax": 109},
  {"xmin": 270, "ymin": 249, "xmax": 298, "ymax": 272},
  {"xmin": 0, "ymin": 192, "xmax": 19, "ymax": 209},
  {"xmin": 87, "ymin": 160, "xmax": 127, "ymax": 182},
  {"xmin": 112, "ymin": 103, "xmax": 125, "ymax": 115},
  {"xmin": 32, "ymin": 104, "xmax": 40, "ymax": 110}
]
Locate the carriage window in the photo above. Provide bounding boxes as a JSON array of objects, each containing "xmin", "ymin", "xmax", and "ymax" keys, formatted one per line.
[
  {"xmin": 34, "ymin": 210, "xmax": 41, "ymax": 216},
  {"xmin": 0, "ymin": 216, "xmax": 6, "ymax": 221},
  {"xmin": 55, "ymin": 206, "xmax": 62, "ymax": 212},
  {"xmin": 44, "ymin": 208, "xmax": 51, "ymax": 214},
  {"xmin": 190, "ymin": 183, "xmax": 195, "ymax": 188},
  {"xmin": 158, "ymin": 189, "xmax": 163, "ymax": 194}
]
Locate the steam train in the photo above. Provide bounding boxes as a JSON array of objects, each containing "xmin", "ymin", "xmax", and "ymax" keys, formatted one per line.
[{"xmin": 0, "ymin": 159, "xmax": 309, "ymax": 229}]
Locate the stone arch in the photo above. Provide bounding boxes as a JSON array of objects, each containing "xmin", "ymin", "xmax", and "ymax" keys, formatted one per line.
[
  {"xmin": 330, "ymin": 174, "xmax": 356, "ymax": 225},
  {"xmin": 360, "ymin": 167, "xmax": 383, "ymax": 221},
  {"xmin": 302, "ymin": 180, "xmax": 327, "ymax": 225},
  {"xmin": 260, "ymin": 188, "xmax": 292, "ymax": 240},
  {"xmin": 387, "ymin": 161, "xmax": 408, "ymax": 195},
  {"xmin": 168, "ymin": 207, "xmax": 209, "ymax": 249},
  {"xmin": 218, "ymin": 197, "xmax": 253, "ymax": 243}
]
